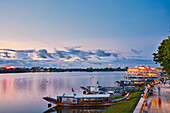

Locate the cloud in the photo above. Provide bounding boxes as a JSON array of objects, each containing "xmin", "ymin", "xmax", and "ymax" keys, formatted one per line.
[
  {"xmin": 63, "ymin": 47, "xmax": 119, "ymax": 61},
  {"xmin": 0, "ymin": 49, "xmax": 35, "ymax": 53},
  {"xmin": 96, "ymin": 49, "xmax": 111, "ymax": 57},
  {"xmin": 73, "ymin": 46, "xmax": 82, "ymax": 49},
  {"xmin": 3, "ymin": 52, "xmax": 11, "ymax": 58},
  {"xmin": 64, "ymin": 46, "xmax": 82, "ymax": 51},
  {"xmin": 111, "ymin": 53, "xmax": 119, "ymax": 58},
  {"xmin": 38, "ymin": 49, "xmax": 53, "ymax": 59},
  {"xmin": 88, "ymin": 61, "xmax": 102, "ymax": 65},
  {"xmin": 55, "ymin": 50, "xmax": 72, "ymax": 59},
  {"xmin": 131, "ymin": 48, "xmax": 143, "ymax": 54},
  {"xmin": 55, "ymin": 50, "xmax": 65, "ymax": 58},
  {"xmin": 129, "ymin": 56, "xmax": 144, "ymax": 58},
  {"xmin": 15, "ymin": 52, "xmax": 31, "ymax": 60},
  {"xmin": 64, "ymin": 46, "xmax": 91, "ymax": 60},
  {"xmin": 0, "ymin": 47, "xmax": 159, "ymax": 68}
]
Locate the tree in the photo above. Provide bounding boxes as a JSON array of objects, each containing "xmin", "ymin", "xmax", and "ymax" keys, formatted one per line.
[{"xmin": 153, "ymin": 36, "xmax": 170, "ymax": 75}]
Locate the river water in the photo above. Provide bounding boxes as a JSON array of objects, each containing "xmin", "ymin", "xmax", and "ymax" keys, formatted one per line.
[{"xmin": 0, "ymin": 72, "xmax": 125, "ymax": 113}]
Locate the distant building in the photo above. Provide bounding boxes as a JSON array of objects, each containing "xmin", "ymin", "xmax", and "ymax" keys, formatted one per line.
[
  {"xmin": 126, "ymin": 66, "xmax": 164, "ymax": 77},
  {"xmin": 5, "ymin": 65, "xmax": 15, "ymax": 69}
]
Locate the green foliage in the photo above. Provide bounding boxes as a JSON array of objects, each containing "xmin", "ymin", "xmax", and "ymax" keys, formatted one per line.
[
  {"xmin": 103, "ymin": 91, "xmax": 142, "ymax": 113},
  {"xmin": 153, "ymin": 37, "xmax": 170, "ymax": 75}
]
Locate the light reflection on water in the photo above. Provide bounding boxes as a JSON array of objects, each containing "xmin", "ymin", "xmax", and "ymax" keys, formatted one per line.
[
  {"xmin": 44, "ymin": 106, "xmax": 108, "ymax": 113},
  {"xmin": 0, "ymin": 72, "xmax": 125, "ymax": 113}
]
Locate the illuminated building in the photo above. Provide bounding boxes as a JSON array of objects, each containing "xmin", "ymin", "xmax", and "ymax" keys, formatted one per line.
[{"xmin": 126, "ymin": 66, "xmax": 164, "ymax": 77}]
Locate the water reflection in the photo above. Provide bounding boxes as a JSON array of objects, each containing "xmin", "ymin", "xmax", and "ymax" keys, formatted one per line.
[
  {"xmin": 44, "ymin": 106, "xmax": 108, "ymax": 113},
  {"xmin": 0, "ymin": 72, "xmax": 125, "ymax": 113}
]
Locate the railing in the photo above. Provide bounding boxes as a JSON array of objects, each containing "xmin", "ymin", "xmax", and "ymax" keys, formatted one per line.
[
  {"xmin": 133, "ymin": 88, "xmax": 147, "ymax": 113},
  {"xmin": 133, "ymin": 97, "xmax": 145, "ymax": 113}
]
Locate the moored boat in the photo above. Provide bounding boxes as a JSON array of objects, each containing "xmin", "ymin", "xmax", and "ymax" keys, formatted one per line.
[
  {"xmin": 116, "ymin": 79, "xmax": 145, "ymax": 86},
  {"xmin": 81, "ymin": 86, "xmax": 124, "ymax": 95},
  {"xmin": 43, "ymin": 93, "xmax": 130, "ymax": 107},
  {"xmin": 80, "ymin": 81, "xmax": 124, "ymax": 95}
]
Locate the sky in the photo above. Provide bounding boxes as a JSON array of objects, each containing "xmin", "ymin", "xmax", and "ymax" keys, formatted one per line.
[{"xmin": 0, "ymin": 0, "xmax": 170, "ymax": 60}]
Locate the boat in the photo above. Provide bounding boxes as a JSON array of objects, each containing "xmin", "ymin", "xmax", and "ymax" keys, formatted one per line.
[
  {"xmin": 116, "ymin": 79, "xmax": 145, "ymax": 86},
  {"xmin": 80, "ymin": 81, "xmax": 124, "ymax": 95},
  {"xmin": 43, "ymin": 93, "xmax": 130, "ymax": 107},
  {"xmin": 81, "ymin": 86, "xmax": 124, "ymax": 95},
  {"xmin": 81, "ymin": 86, "xmax": 100, "ymax": 94},
  {"xmin": 125, "ymin": 66, "xmax": 164, "ymax": 78}
]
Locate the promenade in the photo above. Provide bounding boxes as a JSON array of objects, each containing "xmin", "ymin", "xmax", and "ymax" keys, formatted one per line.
[{"xmin": 142, "ymin": 81, "xmax": 170, "ymax": 113}]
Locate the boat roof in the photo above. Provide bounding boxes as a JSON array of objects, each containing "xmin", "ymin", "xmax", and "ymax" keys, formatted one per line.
[
  {"xmin": 57, "ymin": 94, "xmax": 110, "ymax": 99},
  {"xmin": 74, "ymin": 94, "xmax": 110, "ymax": 99},
  {"xmin": 120, "ymin": 79, "xmax": 131, "ymax": 81}
]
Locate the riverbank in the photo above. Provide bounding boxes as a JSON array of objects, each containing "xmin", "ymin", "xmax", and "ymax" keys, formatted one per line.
[{"xmin": 103, "ymin": 90, "xmax": 143, "ymax": 113}]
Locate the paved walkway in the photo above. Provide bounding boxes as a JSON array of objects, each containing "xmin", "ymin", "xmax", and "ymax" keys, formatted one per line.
[{"xmin": 142, "ymin": 81, "xmax": 170, "ymax": 113}]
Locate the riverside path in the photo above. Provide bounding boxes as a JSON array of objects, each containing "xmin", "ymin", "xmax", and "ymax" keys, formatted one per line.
[{"xmin": 142, "ymin": 81, "xmax": 170, "ymax": 113}]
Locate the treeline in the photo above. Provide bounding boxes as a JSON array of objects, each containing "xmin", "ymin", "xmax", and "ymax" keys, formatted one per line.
[
  {"xmin": 31, "ymin": 67, "xmax": 128, "ymax": 72},
  {"xmin": 0, "ymin": 67, "xmax": 128, "ymax": 74}
]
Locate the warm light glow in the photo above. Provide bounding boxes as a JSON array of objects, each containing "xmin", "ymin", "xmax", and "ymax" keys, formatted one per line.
[
  {"xmin": 5, "ymin": 65, "xmax": 15, "ymax": 69},
  {"xmin": 127, "ymin": 66, "xmax": 164, "ymax": 76}
]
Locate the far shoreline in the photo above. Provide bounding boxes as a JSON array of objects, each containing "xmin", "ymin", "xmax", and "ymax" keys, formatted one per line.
[{"xmin": 0, "ymin": 67, "xmax": 128, "ymax": 74}]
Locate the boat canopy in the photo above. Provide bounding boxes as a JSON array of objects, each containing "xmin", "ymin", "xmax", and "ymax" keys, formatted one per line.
[
  {"xmin": 120, "ymin": 79, "xmax": 131, "ymax": 82},
  {"xmin": 57, "ymin": 94, "xmax": 110, "ymax": 99},
  {"xmin": 74, "ymin": 94, "xmax": 110, "ymax": 99},
  {"xmin": 57, "ymin": 94, "xmax": 74, "ymax": 98}
]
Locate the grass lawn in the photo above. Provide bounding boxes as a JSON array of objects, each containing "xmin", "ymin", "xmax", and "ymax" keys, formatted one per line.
[{"xmin": 103, "ymin": 91, "xmax": 143, "ymax": 113}]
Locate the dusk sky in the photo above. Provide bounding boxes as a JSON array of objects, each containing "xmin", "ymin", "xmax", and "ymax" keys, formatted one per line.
[{"xmin": 0, "ymin": 0, "xmax": 170, "ymax": 60}]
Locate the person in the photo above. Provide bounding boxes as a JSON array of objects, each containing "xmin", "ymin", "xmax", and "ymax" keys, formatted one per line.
[
  {"xmin": 158, "ymin": 97, "xmax": 162, "ymax": 110},
  {"xmin": 158, "ymin": 97, "xmax": 162, "ymax": 105},
  {"xmin": 144, "ymin": 87, "xmax": 148, "ymax": 98},
  {"xmin": 147, "ymin": 97, "xmax": 152, "ymax": 109},
  {"xmin": 163, "ymin": 80, "xmax": 166, "ymax": 85},
  {"xmin": 154, "ymin": 97, "xmax": 157, "ymax": 109},
  {"xmin": 157, "ymin": 86, "xmax": 161, "ymax": 95}
]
